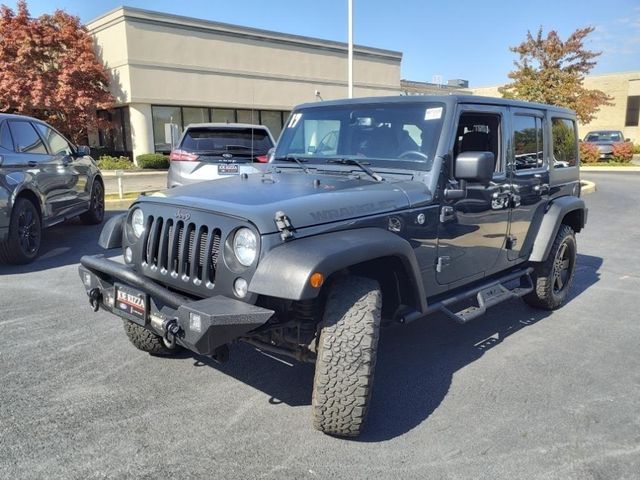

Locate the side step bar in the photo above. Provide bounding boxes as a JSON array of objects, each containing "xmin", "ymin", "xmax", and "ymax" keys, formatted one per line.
[{"xmin": 425, "ymin": 267, "xmax": 534, "ymax": 324}]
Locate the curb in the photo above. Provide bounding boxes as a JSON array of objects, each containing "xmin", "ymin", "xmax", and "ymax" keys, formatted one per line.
[
  {"xmin": 101, "ymin": 170, "xmax": 168, "ymax": 177},
  {"xmin": 581, "ymin": 180, "xmax": 596, "ymax": 194},
  {"xmin": 581, "ymin": 166, "xmax": 640, "ymax": 172}
]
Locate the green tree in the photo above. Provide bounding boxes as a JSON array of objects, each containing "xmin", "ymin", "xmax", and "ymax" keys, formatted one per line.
[{"xmin": 499, "ymin": 27, "xmax": 612, "ymax": 124}]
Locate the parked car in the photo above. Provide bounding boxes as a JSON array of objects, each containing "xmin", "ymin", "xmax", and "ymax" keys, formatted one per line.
[
  {"xmin": 79, "ymin": 95, "xmax": 586, "ymax": 437},
  {"xmin": 583, "ymin": 130, "xmax": 629, "ymax": 159},
  {"xmin": 0, "ymin": 114, "xmax": 104, "ymax": 264},
  {"xmin": 167, "ymin": 123, "xmax": 275, "ymax": 188}
]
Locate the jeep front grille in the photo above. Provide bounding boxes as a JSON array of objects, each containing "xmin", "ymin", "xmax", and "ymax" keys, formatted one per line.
[{"xmin": 141, "ymin": 216, "xmax": 221, "ymax": 287}]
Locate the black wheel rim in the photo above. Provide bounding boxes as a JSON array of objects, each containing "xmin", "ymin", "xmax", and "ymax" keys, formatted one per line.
[
  {"xmin": 552, "ymin": 240, "xmax": 573, "ymax": 294},
  {"xmin": 17, "ymin": 207, "xmax": 40, "ymax": 255},
  {"xmin": 93, "ymin": 183, "xmax": 104, "ymax": 219}
]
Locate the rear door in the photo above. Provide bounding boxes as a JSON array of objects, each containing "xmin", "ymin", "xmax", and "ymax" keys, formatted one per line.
[
  {"xmin": 507, "ymin": 108, "xmax": 550, "ymax": 261},
  {"xmin": 436, "ymin": 104, "xmax": 511, "ymax": 286}
]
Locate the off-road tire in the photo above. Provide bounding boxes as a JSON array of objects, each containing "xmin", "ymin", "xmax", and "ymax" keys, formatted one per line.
[
  {"xmin": 0, "ymin": 197, "xmax": 42, "ymax": 265},
  {"xmin": 312, "ymin": 275, "xmax": 382, "ymax": 437},
  {"xmin": 524, "ymin": 224, "xmax": 577, "ymax": 310},
  {"xmin": 123, "ymin": 320, "xmax": 180, "ymax": 355},
  {"xmin": 80, "ymin": 180, "xmax": 105, "ymax": 225}
]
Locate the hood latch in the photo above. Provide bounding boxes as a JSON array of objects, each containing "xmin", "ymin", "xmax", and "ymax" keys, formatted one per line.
[{"xmin": 274, "ymin": 211, "xmax": 295, "ymax": 241}]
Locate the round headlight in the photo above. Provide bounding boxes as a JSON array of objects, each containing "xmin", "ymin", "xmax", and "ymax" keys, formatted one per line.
[
  {"xmin": 131, "ymin": 208, "xmax": 145, "ymax": 239},
  {"xmin": 233, "ymin": 228, "xmax": 257, "ymax": 267}
]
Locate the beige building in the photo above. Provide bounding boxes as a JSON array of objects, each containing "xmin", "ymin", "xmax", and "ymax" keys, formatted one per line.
[
  {"xmin": 469, "ymin": 71, "xmax": 640, "ymax": 142},
  {"xmin": 87, "ymin": 7, "xmax": 402, "ymax": 159}
]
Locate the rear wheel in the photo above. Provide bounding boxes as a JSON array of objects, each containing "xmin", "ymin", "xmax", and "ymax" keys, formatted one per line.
[
  {"xmin": 524, "ymin": 224, "xmax": 577, "ymax": 310},
  {"xmin": 0, "ymin": 197, "xmax": 42, "ymax": 265},
  {"xmin": 80, "ymin": 180, "xmax": 105, "ymax": 225},
  {"xmin": 123, "ymin": 320, "xmax": 181, "ymax": 355},
  {"xmin": 311, "ymin": 276, "xmax": 381, "ymax": 437}
]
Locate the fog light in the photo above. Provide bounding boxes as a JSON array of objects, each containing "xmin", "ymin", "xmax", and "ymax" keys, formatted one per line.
[
  {"xmin": 124, "ymin": 247, "xmax": 133, "ymax": 263},
  {"xmin": 83, "ymin": 272, "xmax": 92, "ymax": 287},
  {"xmin": 234, "ymin": 278, "xmax": 248, "ymax": 298}
]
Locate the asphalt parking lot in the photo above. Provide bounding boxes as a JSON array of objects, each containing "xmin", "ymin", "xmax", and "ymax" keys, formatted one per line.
[{"xmin": 1, "ymin": 171, "xmax": 638, "ymax": 479}]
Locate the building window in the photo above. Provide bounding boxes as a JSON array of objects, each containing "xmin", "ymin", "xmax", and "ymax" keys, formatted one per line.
[
  {"xmin": 625, "ymin": 95, "xmax": 640, "ymax": 127},
  {"xmin": 97, "ymin": 107, "xmax": 131, "ymax": 158},
  {"xmin": 261, "ymin": 110, "xmax": 284, "ymax": 138},
  {"xmin": 552, "ymin": 118, "xmax": 577, "ymax": 167},
  {"xmin": 183, "ymin": 107, "xmax": 209, "ymax": 127},
  {"xmin": 236, "ymin": 109, "xmax": 259, "ymax": 124},
  {"xmin": 211, "ymin": 108, "xmax": 235, "ymax": 123},
  {"xmin": 152, "ymin": 106, "xmax": 182, "ymax": 153}
]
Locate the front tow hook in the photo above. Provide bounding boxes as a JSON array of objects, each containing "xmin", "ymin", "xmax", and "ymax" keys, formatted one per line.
[
  {"xmin": 162, "ymin": 318, "xmax": 181, "ymax": 349},
  {"xmin": 88, "ymin": 288, "xmax": 102, "ymax": 312}
]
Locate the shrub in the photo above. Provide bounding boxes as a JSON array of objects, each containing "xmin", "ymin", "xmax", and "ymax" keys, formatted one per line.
[
  {"xmin": 579, "ymin": 142, "xmax": 599, "ymax": 164},
  {"xmin": 633, "ymin": 143, "xmax": 640, "ymax": 154},
  {"xmin": 136, "ymin": 153, "xmax": 169, "ymax": 169},
  {"xmin": 97, "ymin": 155, "xmax": 134, "ymax": 170},
  {"xmin": 611, "ymin": 142, "xmax": 634, "ymax": 163}
]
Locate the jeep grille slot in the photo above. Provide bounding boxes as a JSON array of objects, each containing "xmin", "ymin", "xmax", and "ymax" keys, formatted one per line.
[{"xmin": 141, "ymin": 215, "xmax": 221, "ymax": 287}]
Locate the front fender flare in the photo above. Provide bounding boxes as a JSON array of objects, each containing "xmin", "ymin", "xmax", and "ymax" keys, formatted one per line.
[
  {"xmin": 529, "ymin": 196, "xmax": 587, "ymax": 262},
  {"xmin": 249, "ymin": 227, "xmax": 427, "ymax": 312}
]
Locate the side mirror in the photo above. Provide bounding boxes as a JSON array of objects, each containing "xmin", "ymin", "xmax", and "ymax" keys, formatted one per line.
[
  {"xmin": 445, "ymin": 151, "xmax": 495, "ymax": 200},
  {"xmin": 625, "ymin": 138, "xmax": 631, "ymax": 142},
  {"xmin": 76, "ymin": 145, "xmax": 91, "ymax": 157},
  {"xmin": 455, "ymin": 151, "xmax": 495, "ymax": 184}
]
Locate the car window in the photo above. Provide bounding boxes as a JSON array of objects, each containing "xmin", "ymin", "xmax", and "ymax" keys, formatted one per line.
[
  {"xmin": 8, "ymin": 121, "xmax": 48, "ymax": 155},
  {"xmin": 34, "ymin": 124, "xmax": 74, "ymax": 156},
  {"xmin": 585, "ymin": 131, "xmax": 622, "ymax": 142},
  {"xmin": 513, "ymin": 115, "xmax": 544, "ymax": 171},
  {"xmin": 552, "ymin": 118, "xmax": 578, "ymax": 167},
  {"xmin": 453, "ymin": 112, "xmax": 503, "ymax": 174},
  {"xmin": 0, "ymin": 122, "xmax": 13, "ymax": 151},
  {"xmin": 180, "ymin": 128, "xmax": 273, "ymax": 153}
]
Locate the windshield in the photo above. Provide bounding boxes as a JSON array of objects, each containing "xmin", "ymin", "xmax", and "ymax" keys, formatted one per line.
[
  {"xmin": 274, "ymin": 102, "xmax": 445, "ymax": 170},
  {"xmin": 180, "ymin": 128, "xmax": 273, "ymax": 153}
]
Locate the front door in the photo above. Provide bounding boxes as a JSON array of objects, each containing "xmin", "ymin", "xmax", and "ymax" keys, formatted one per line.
[{"xmin": 436, "ymin": 105, "xmax": 511, "ymax": 286}]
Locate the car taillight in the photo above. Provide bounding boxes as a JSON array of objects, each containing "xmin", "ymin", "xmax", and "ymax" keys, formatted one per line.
[
  {"xmin": 255, "ymin": 155, "xmax": 268, "ymax": 163},
  {"xmin": 169, "ymin": 150, "xmax": 199, "ymax": 162}
]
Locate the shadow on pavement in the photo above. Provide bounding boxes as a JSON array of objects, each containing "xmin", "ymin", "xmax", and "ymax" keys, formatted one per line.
[
  {"xmin": 0, "ymin": 210, "xmax": 124, "ymax": 275},
  {"xmin": 193, "ymin": 253, "xmax": 603, "ymax": 442}
]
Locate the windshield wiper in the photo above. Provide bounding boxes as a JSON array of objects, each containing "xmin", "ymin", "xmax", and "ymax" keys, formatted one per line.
[
  {"xmin": 273, "ymin": 155, "xmax": 311, "ymax": 174},
  {"xmin": 326, "ymin": 158, "xmax": 383, "ymax": 182}
]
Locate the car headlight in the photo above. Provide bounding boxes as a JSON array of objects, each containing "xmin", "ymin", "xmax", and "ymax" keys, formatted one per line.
[
  {"xmin": 233, "ymin": 228, "xmax": 257, "ymax": 266},
  {"xmin": 130, "ymin": 208, "xmax": 145, "ymax": 239}
]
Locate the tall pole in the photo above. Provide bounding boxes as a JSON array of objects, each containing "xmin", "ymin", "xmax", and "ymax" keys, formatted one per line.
[{"xmin": 348, "ymin": 0, "xmax": 353, "ymax": 98}]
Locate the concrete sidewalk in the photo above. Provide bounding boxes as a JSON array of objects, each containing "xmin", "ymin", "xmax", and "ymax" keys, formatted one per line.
[{"xmin": 103, "ymin": 171, "xmax": 167, "ymax": 195}]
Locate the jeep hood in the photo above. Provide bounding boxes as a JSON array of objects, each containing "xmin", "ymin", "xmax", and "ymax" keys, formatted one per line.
[{"xmin": 141, "ymin": 171, "xmax": 425, "ymax": 234}]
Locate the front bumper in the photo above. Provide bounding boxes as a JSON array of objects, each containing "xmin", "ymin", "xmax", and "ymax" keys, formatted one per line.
[{"xmin": 78, "ymin": 255, "xmax": 274, "ymax": 355}]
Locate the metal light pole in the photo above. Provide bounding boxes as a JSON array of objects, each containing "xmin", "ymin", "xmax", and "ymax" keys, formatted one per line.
[{"xmin": 348, "ymin": 0, "xmax": 353, "ymax": 98}]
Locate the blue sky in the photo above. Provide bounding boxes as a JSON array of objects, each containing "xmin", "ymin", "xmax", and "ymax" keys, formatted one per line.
[{"xmin": 15, "ymin": 0, "xmax": 640, "ymax": 86}]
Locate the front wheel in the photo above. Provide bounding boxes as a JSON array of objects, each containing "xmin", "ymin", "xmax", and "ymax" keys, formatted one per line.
[
  {"xmin": 0, "ymin": 197, "xmax": 42, "ymax": 265},
  {"xmin": 311, "ymin": 276, "xmax": 382, "ymax": 437},
  {"xmin": 524, "ymin": 224, "xmax": 577, "ymax": 310}
]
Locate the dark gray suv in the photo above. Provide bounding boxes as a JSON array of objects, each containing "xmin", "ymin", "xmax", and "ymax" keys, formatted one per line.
[{"xmin": 0, "ymin": 114, "xmax": 104, "ymax": 264}]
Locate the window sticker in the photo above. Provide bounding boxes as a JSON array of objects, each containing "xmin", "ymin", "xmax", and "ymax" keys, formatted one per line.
[
  {"xmin": 424, "ymin": 107, "xmax": 443, "ymax": 121},
  {"xmin": 288, "ymin": 113, "xmax": 303, "ymax": 128}
]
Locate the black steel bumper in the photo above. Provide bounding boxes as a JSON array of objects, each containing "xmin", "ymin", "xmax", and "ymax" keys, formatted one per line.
[{"xmin": 78, "ymin": 255, "xmax": 274, "ymax": 355}]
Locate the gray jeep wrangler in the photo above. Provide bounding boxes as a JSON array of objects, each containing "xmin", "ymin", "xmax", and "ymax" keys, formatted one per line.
[{"xmin": 79, "ymin": 95, "xmax": 586, "ymax": 437}]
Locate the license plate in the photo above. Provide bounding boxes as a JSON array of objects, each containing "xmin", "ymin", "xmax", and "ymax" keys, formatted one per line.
[
  {"xmin": 114, "ymin": 283, "xmax": 147, "ymax": 325},
  {"xmin": 218, "ymin": 164, "xmax": 239, "ymax": 174}
]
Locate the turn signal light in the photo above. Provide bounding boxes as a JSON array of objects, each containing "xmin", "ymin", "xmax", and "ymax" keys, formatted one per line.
[
  {"xmin": 169, "ymin": 149, "xmax": 200, "ymax": 162},
  {"xmin": 309, "ymin": 272, "xmax": 324, "ymax": 288}
]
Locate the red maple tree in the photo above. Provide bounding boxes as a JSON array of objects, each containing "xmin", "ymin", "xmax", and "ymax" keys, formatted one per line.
[{"xmin": 0, "ymin": 1, "xmax": 114, "ymax": 143}]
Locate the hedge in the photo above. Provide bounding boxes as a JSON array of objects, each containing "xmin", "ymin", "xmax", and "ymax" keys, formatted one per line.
[
  {"xmin": 97, "ymin": 155, "xmax": 134, "ymax": 170},
  {"xmin": 579, "ymin": 142, "xmax": 599, "ymax": 164},
  {"xmin": 136, "ymin": 153, "xmax": 170, "ymax": 169},
  {"xmin": 611, "ymin": 142, "xmax": 634, "ymax": 163}
]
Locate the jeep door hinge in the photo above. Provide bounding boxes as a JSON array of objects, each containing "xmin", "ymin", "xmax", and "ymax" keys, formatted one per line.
[
  {"xmin": 274, "ymin": 210, "xmax": 295, "ymax": 241},
  {"xmin": 440, "ymin": 206, "xmax": 456, "ymax": 223}
]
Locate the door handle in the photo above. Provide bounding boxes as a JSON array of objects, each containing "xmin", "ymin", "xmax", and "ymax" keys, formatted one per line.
[
  {"xmin": 27, "ymin": 160, "xmax": 38, "ymax": 167},
  {"xmin": 533, "ymin": 183, "xmax": 550, "ymax": 194}
]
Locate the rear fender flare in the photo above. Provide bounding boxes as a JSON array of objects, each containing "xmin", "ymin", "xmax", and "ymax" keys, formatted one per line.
[{"xmin": 530, "ymin": 196, "xmax": 587, "ymax": 262}]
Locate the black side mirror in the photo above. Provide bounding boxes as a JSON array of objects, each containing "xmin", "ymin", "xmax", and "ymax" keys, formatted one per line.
[
  {"xmin": 625, "ymin": 138, "xmax": 631, "ymax": 142},
  {"xmin": 76, "ymin": 145, "xmax": 91, "ymax": 157},
  {"xmin": 445, "ymin": 151, "xmax": 495, "ymax": 200}
]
